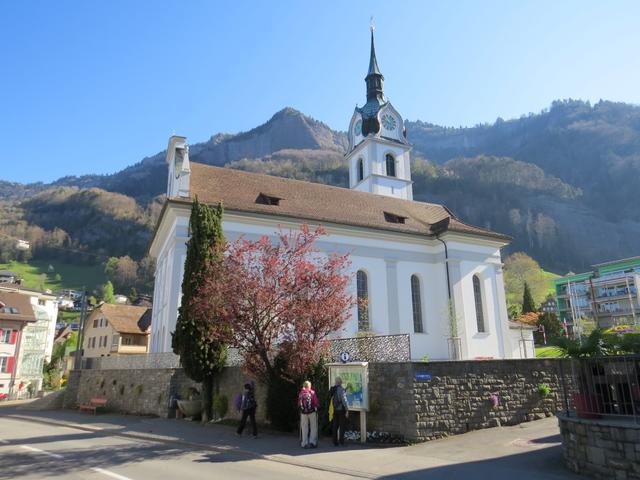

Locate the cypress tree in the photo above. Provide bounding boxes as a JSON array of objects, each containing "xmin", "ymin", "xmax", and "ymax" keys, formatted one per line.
[
  {"xmin": 172, "ymin": 198, "xmax": 227, "ymax": 422},
  {"xmin": 522, "ymin": 281, "xmax": 536, "ymax": 314}
]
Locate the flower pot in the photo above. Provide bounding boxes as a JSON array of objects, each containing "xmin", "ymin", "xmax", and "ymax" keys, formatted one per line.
[{"xmin": 177, "ymin": 399, "xmax": 203, "ymax": 418}]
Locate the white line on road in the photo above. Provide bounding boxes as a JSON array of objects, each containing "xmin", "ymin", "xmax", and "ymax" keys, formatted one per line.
[
  {"xmin": 90, "ymin": 467, "xmax": 135, "ymax": 480},
  {"xmin": 19, "ymin": 445, "xmax": 64, "ymax": 459}
]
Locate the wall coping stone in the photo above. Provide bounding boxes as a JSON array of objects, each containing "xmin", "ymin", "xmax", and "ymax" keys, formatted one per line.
[{"xmin": 557, "ymin": 413, "xmax": 640, "ymax": 430}]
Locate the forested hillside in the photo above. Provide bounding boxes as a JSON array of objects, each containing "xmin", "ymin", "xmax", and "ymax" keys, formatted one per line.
[{"xmin": 2, "ymin": 100, "xmax": 639, "ymax": 277}]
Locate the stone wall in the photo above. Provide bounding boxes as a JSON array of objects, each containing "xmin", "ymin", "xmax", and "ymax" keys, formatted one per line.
[
  {"xmin": 64, "ymin": 358, "xmax": 573, "ymax": 442},
  {"xmin": 559, "ymin": 414, "xmax": 640, "ymax": 479},
  {"xmin": 366, "ymin": 359, "xmax": 573, "ymax": 442},
  {"xmin": 64, "ymin": 367, "xmax": 267, "ymax": 422}
]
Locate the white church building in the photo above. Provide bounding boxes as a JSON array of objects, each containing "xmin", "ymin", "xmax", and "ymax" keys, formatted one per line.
[{"xmin": 149, "ymin": 32, "xmax": 532, "ymax": 360}]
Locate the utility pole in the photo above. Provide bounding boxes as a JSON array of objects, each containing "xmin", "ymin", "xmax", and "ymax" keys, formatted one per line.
[{"xmin": 73, "ymin": 288, "xmax": 88, "ymax": 370}]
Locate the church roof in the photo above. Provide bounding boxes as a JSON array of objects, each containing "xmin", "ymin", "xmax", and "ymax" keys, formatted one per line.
[
  {"xmin": 367, "ymin": 30, "xmax": 383, "ymax": 78},
  {"xmin": 168, "ymin": 162, "xmax": 510, "ymax": 242}
]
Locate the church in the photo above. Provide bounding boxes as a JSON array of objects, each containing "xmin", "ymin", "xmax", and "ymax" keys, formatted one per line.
[{"xmin": 149, "ymin": 32, "xmax": 530, "ymax": 360}]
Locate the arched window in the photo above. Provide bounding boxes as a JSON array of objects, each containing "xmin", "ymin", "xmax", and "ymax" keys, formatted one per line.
[
  {"xmin": 473, "ymin": 275, "xmax": 485, "ymax": 333},
  {"xmin": 385, "ymin": 154, "xmax": 396, "ymax": 177},
  {"xmin": 411, "ymin": 275, "xmax": 424, "ymax": 333},
  {"xmin": 357, "ymin": 158, "xmax": 364, "ymax": 182},
  {"xmin": 356, "ymin": 270, "xmax": 369, "ymax": 331}
]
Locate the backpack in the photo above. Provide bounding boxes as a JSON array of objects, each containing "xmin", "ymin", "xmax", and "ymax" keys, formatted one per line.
[
  {"xmin": 332, "ymin": 386, "xmax": 346, "ymax": 411},
  {"xmin": 299, "ymin": 389, "xmax": 314, "ymax": 414}
]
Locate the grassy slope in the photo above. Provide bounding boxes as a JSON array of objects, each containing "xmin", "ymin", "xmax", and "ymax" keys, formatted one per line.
[
  {"xmin": 536, "ymin": 346, "xmax": 564, "ymax": 358},
  {"xmin": 0, "ymin": 260, "xmax": 106, "ymax": 293}
]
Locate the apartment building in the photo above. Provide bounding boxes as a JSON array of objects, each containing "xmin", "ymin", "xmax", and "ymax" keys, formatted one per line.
[
  {"xmin": 555, "ymin": 256, "xmax": 640, "ymax": 335},
  {"xmin": 0, "ymin": 291, "xmax": 36, "ymax": 398}
]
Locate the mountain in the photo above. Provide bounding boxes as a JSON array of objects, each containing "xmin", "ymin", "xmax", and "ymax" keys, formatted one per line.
[{"xmin": 2, "ymin": 100, "xmax": 640, "ymax": 275}]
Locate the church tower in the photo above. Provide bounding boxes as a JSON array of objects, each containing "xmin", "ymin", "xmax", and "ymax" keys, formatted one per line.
[{"xmin": 346, "ymin": 29, "xmax": 413, "ymax": 200}]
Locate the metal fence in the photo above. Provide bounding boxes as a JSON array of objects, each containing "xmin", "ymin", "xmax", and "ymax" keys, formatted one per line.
[{"xmin": 560, "ymin": 355, "xmax": 640, "ymax": 423}]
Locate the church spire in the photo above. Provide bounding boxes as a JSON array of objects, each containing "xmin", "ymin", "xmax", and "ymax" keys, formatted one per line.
[{"xmin": 365, "ymin": 28, "xmax": 384, "ymax": 102}]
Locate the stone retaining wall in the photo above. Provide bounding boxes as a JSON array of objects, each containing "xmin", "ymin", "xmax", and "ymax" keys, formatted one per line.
[
  {"xmin": 558, "ymin": 414, "xmax": 640, "ymax": 479},
  {"xmin": 64, "ymin": 358, "xmax": 573, "ymax": 442},
  {"xmin": 366, "ymin": 359, "xmax": 573, "ymax": 442},
  {"xmin": 64, "ymin": 367, "xmax": 267, "ymax": 422}
]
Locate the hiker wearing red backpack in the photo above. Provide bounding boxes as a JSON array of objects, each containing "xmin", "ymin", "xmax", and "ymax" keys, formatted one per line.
[{"xmin": 298, "ymin": 380, "xmax": 319, "ymax": 448}]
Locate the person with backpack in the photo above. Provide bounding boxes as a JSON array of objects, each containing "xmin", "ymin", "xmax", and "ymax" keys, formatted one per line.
[
  {"xmin": 236, "ymin": 382, "xmax": 258, "ymax": 438},
  {"xmin": 298, "ymin": 380, "xmax": 319, "ymax": 448},
  {"xmin": 328, "ymin": 376, "xmax": 349, "ymax": 446}
]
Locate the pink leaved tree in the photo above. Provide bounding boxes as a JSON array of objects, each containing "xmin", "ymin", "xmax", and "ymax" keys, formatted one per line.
[{"xmin": 192, "ymin": 225, "xmax": 353, "ymax": 411}]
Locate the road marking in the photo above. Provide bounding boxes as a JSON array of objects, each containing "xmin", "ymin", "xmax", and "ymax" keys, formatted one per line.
[
  {"xmin": 90, "ymin": 467, "xmax": 134, "ymax": 480},
  {"xmin": 19, "ymin": 445, "xmax": 64, "ymax": 459}
]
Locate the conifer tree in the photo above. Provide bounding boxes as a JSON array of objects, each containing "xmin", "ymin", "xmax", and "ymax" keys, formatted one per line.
[
  {"xmin": 172, "ymin": 198, "xmax": 227, "ymax": 422},
  {"xmin": 522, "ymin": 281, "xmax": 536, "ymax": 314}
]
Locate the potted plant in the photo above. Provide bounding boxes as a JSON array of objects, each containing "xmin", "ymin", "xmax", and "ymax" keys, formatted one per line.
[{"xmin": 177, "ymin": 386, "xmax": 203, "ymax": 419}]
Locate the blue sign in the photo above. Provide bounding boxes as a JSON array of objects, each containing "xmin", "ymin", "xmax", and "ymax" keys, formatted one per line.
[
  {"xmin": 340, "ymin": 351, "xmax": 350, "ymax": 363},
  {"xmin": 415, "ymin": 372, "xmax": 432, "ymax": 382}
]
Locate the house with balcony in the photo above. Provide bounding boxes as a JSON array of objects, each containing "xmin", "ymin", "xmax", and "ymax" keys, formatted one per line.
[
  {"xmin": 82, "ymin": 304, "xmax": 151, "ymax": 358},
  {"xmin": 0, "ymin": 291, "xmax": 37, "ymax": 398},
  {"xmin": 555, "ymin": 256, "xmax": 640, "ymax": 335}
]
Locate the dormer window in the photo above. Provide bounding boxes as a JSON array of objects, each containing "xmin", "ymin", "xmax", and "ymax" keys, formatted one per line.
[
  {"xmin": 385, "ymin": 154, "xmax": 396, "ymax": 177},
  {"xmin": 384, "ymin": 212, "xmax": 406, "ymax": 224},
  {"xmin": 256, "ymin": 193, "xmax": 281, "ymax": 206}
]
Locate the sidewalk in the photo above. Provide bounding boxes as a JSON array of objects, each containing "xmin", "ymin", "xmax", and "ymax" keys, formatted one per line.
[{"xmin": 0, "ymin": 406, "xmax": 583, "ymax": 479}]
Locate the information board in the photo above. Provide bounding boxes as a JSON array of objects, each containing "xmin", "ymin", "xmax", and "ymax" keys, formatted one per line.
[{"xmin": 327, "ymin": 362, "xmax": 369, "ymax": 411}]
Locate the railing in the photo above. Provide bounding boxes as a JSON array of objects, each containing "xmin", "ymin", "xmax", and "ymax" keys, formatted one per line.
[{"xmin": 560, "ymin": 355, "xmax": 640, "ymax": 423}]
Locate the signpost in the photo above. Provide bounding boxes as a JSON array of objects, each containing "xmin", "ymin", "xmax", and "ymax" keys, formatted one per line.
[{"xmin": 327, "ymin": 361, "xmax": 368, "ymax": 443}]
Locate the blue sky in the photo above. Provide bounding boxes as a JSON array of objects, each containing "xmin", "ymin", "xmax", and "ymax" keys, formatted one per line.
[{"xmin": 2, "ymin": 1, "xmax": 639, "ymax": 183}]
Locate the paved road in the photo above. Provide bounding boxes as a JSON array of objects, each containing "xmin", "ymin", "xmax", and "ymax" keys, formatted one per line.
[
  {"xmin": 0, "ymin": 417, "xmax": 350, "ymax": 480},
  {"xmin": 0, "ymin": 411, "xmax": 586, "ymax": 480}
]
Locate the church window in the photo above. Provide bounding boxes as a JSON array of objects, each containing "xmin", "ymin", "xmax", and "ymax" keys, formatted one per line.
[
  {"xmin": 473, "ymin": 275, "xmax": 486, "ymax": 333},
  {"xmin": 357, "ymin": 158, "xmax": 364, "ymax": 182},
  {"xmin": 411, "ymin": 275, "xmax": 424, "ymax": 333},
  {"xmin": 383, "ymin": 212, "xmax": 406, "ymax": 224},
  {"xmin": 356, "ymin": 270, "xmax": 369, "ymax": 331},
  {"xmin": 256, "ymin": 193, "xmax": 281, "ymax": 206},
  {"xmin": 385, "ymin": 154, "xmax": 396, "ymax": 177}
]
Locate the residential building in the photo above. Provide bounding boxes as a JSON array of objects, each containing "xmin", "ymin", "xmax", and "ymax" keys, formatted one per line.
[
  {"xmin": 148, "ymin": 32, "xmax": 518, "ymax": 361},
  {"xmin": 540, "ymin": 295, "xmax": 557, "ymax": 314},
  {"xmin": 0, "ymin": 271, "xmax": 19, "ymax": 284},
  {"xmin": 82, "ymin": 304, "xmax": 151, "ymax": 358},
  {"xmin": 0, "ymin": 292, "xmax": 36, "ymax": 398},
  {"xmin": 0, "ymin": 282, "xmax": 59, "ymax": 362},
  {"xmin": 555, "ymin": 256, "xmax": 640, "ymax": 335}
]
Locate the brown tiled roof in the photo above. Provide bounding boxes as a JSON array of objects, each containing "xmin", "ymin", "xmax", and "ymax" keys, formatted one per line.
[
  {"xmin": 0, "ymin": 291, "xmax": 36, "ymax": 323},
  {"xmin": 93, "ymin": 304, "xmax": 150, "ymax": 335},
  {"xmin": 177, "ymin": 163, "xmax": 510, "ymax": 242}
]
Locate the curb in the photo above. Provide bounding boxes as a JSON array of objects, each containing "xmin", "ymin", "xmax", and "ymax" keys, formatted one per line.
[{"xmin": 4, "ymin": 413, "xmax": 377, "ymax": 479}]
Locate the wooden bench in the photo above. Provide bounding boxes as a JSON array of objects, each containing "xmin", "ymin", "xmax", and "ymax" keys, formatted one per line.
[{"xmin": 79, "ymin": 397, "xmax": 107, "ymax": 415}]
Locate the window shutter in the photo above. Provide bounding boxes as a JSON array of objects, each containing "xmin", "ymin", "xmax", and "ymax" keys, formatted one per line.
[
  {"xmin": 6, "ymin": 356, "xmax": 15, "ymax": 373},
  {"xmin": 9, "ymin": 331, "xmax": 17, "ymax": 345}
]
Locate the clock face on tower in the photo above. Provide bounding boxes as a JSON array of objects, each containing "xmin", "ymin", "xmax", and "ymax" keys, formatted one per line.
[
  {"xmin": 381, "ymin": 113, "xmax": 397, "ymax": 131},
  {"xmin": 354, "ymin": 120, "xmax": 362, "ymax": 136}
]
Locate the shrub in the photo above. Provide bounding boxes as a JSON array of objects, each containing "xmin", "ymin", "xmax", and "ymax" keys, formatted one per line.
[
  {"xmin": 212, "ymin": 394, "xmax": 228, "ymax": 420},
  {"xmin": 538, "ymin": 383, "xmax": 551, "ymax": 397}
]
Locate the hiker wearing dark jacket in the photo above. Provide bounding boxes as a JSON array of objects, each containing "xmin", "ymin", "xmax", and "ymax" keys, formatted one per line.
[
  {"xmin": 329, "ymin": 376, "xmax": 349, "ymax": 446},
  {"xmin": 236, "ymin": 382, "xmax": 258, "ymax": 437},
  {"xmin": 298, "ymin": 380, "xmax": 320, "ymax": 448}
]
